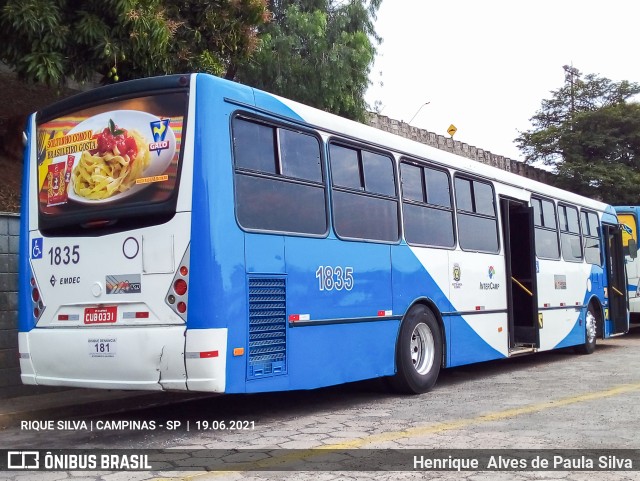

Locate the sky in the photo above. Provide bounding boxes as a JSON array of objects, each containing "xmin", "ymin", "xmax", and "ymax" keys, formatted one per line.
[{"xmin": 365, "ymin": 0, "xmax": 640, "ymax": 162}]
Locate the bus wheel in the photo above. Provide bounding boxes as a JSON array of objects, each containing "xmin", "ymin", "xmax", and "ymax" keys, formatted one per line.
[
  {"xmin": 390, "ymin": 305, "xmax": 442, "ymax": 394},
  {"xmin": 575, "ymin": 304, "xmax": 597, "ymax": 354}
]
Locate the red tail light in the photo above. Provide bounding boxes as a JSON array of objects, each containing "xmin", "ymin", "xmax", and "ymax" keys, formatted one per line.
[
  {"xmin": 174, "ymin": 279, "xmax": 187, "ymax": 296},
  {"xmin": 166, "ymin": 246, "xmax": 190, "ymax": 320},
  {"xmin": 30, "ymin": 276, "xmax": 43, "ymax": 319}
]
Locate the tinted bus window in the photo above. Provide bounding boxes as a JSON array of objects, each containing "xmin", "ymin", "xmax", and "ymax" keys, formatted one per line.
[
  {"xmin": 363, "ymin": 151, "xmax": 396, "ymax": 197},
  {"xmin": 454, "ymin": 177, "xmax": 498, "ymax": 253},
  {"xmin": 401, "ymin": 163, "xmax": 423, "ymax": 202},
  {"xmin": 559, "ymin": 204, "xmax": 582, "ymax": 262},
  {"xmin": 401, "ymin": 162, "xmax": 454, "ymax": 248},
  {"xmin": 233, "ymin": 117, "xmax": 327, "ymax": 235},
  {"xmin": 330, "ymin": 143, "xmax": 399, "ymax": 242},
  {"xmin": 234, "ymin": 120, "xmax": 276, "ymax": 173},
  {"xmin": 454, "ymin": 177, "xmax": 473, "ymax": 212},
  {"xmin": 532, "ymin": 197, "xmax": 560, "ymax": 259},
  {"xmin": 280, "ymin": 129, "xmax": 322, "ymax": 182},
  {"xmin": 425, "ymin": 168, "xmax": 451, "ymax": 208},
  {"xmin": 474, "ymin": 181, "xmax": 495, "ymax": 216},
  {"xmin": 329, "ymin": 144, "xmax": 361, "ymax": 190},
  {"xmin": 582, "ymin": 210, "xmax": 601, "ymax": 265}
]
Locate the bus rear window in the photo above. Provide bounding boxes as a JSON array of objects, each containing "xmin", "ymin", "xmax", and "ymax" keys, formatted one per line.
[{"xmin": 36, "ymin": 91, "xmax": 188, "ymax": 235}]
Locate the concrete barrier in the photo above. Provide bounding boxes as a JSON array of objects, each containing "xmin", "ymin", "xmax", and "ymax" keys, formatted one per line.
[{"xmin": 0, "ymin": 213, "xmax": 20, "ymax": 390}]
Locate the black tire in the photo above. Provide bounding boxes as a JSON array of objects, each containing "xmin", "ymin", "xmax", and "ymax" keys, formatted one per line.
[
  {"xmin": 575, "ymin": 303, "xmax": 597, "ymax": 354},
  {"xmin": 389, "ymin": 304, "xmax": 442, "ymax": 394}
]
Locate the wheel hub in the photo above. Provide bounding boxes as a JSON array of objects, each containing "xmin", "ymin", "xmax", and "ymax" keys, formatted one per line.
[{"xmin": 410, "ymin": 322, "xmax": 435, "ymax": 375}]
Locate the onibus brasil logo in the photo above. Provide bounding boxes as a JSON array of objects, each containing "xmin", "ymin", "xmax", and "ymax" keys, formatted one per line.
[{"xmin": 149, "ymin": 119, "xmax": 170, "ymax": 156}]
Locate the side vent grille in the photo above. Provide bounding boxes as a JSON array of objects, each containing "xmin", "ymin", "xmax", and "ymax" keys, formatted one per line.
[{"xmin": 247, "ymin": 277, "xmax": 287, "ymax": 379}]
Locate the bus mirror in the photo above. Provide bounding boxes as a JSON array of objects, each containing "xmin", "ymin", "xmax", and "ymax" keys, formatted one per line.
[{"xmin": 628, "ymin": 238, "xmax": 638, "ymax": 260}]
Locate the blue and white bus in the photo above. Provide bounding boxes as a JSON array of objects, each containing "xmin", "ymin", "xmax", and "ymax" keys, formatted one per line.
[
  {"xmin": 613, "ymin": 206, "xmax": 639, "ymax": 322},
  {"xmin": 19, "ymin": 74, "xmax": 630, "ymax": 394}
]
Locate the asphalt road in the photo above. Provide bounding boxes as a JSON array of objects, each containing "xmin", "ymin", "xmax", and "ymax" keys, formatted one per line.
[{"xmin": 3, "ymin": 327, "xmax": 640, "ymax": 480}]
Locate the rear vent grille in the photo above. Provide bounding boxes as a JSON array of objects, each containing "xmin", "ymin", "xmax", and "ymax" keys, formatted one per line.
[{"xmin": 247, "ymin": 277, "xmax": 287, "ymax": 379}]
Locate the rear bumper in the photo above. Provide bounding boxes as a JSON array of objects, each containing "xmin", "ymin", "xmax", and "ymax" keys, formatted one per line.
[{"xmin": 19, "ymin": 327, "xmax": 227, "ymax": 392}]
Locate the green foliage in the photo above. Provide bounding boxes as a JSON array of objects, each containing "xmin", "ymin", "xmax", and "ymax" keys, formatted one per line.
[
  {"xmin": 516, "ymin": 67, "xmax": 640, "ymax": 203},
  {"xmin": 554, "ymin": 103, "xmax": 640, "ymax": 204},
  {"xmin": 0, "ymin": 0, "xmax": 270, "ymax": 86},
  {"xmin": 236, "ymin": 0, "xmax": 382, "ymax": 122}
]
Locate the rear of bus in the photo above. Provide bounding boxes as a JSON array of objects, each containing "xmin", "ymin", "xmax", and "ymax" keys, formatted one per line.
[
  {"xmin": 17, "ymin": 75, "xmax": 220, "ymax": 390},
  {"xmin": 614, "ymin": 206, "xmax": 640, "ymax": 322}
]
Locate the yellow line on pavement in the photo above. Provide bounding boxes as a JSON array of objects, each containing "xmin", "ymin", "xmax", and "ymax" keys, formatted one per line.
[{"xmin": 156, "ymin": 381, "xmax": 640, "ymax": 480}]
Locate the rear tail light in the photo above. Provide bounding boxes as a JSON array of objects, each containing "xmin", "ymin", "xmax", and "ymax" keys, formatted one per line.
[
  {"xmin": 166, "ymin": 245, "xmax": 190, "ymax": 320},
  {"xmin": 30, "ymin": 276, "xmax": 45, "ymax": 321},
  {"xmin": 174, "ymin": 279, "xmax": 187, "ymax": 296}
]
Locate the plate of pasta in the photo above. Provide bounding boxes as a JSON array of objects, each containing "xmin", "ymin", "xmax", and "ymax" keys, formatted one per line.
[{"xmin": 63, "ymin": 110, "xmax": 176, "ymax": 204}]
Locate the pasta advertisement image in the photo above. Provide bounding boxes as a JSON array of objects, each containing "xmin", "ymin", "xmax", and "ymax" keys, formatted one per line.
[{"xmin": 36, "ymin": 93, "xmax": 187, "ymax": 218}]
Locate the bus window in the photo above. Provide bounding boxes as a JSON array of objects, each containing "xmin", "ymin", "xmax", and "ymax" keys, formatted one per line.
[
  {"xmin": 233, "ymin": 120, "xmax": 277, "ymax": 174},
  {"xmin": 330, "ymin": 143, "xmax": 399, "ymax": 242},
  {"xmin": 532, "ymin": 197, "xmax": 560, "ymax": 260},
  {"xmin": 454, "ymin": 176, "xmax": 498, "ymax": 253},
  {"xmin": 233, "ymin": 117, "xmax": 327, "ymax": 235},
  {"xmin": 279, "ymin": 129, "xmax": 322, "ymax": 182},
  {"xmin": 559, "ymin": 204, "xmax": 583, "ymax": 262},
  {"xmin": 362, "ymin": 151, "xmax": 396, "ymax": 197},
  {"xmin": 401, "ymin": 161, "xmax": 454, "ymax": 248},
  {"xmin": 582, "ymin": 210, "xmax": 601, "ymax": 265},
  {"xmin": 425, "ymin": 168, "xmax": 452, "ymax": 208}
]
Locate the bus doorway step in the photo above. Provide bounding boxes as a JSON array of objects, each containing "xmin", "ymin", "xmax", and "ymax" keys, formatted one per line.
[{"xmin": 509, "ymin": 345, "xmax": 536, "ymax": 356}]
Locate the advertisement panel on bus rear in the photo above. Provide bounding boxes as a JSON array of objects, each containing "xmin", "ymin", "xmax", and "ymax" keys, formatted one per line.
[{"xmin": 36, "ymin": 92, "xmax": 187, "ymax": 221}]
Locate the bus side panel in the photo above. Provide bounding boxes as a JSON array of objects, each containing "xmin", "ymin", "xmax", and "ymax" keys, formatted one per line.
[
  {"xmin": 553, "ymin": 309, "xmax": 586, "ymax": 349},
  {"xmin": 284, "ymin": 321, "xmax": 399, "ymax": 391},
  {"xmin": 189, "ymin": 75, "xmax": 251, "ymax": 331},
  {"xmin": 189, "ymin": 76, "xmax": 253, "ymax": 393},
  {"xmin": 552, "ymin": 265, "xmax": 604, "ymax": 349},
  {"xmin": 239, "ymin": 321, "xmax": 399, "ymax": 393},
  {"xmin": 18, "ymin": 115, "xmax": 35, "ymax": 334},
  {"xmin": 536, "ymin": 260, "xmax": 591, "ymax": 350},
  {"xmin": 392, "ymin": 245, "xmax": 505, "ymax": 368},
  {"xmin": 285, "ymin": 238, "xmax": 393, "ymax": 321}
]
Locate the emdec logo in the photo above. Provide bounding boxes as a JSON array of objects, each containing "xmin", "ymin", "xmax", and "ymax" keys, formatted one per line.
[{"xmin": 149, "ymin": 119, "xmax": 171, "ymax": 156}]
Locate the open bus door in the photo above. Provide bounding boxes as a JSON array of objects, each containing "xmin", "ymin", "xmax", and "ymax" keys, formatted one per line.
[
  {"xmin": 603, "ymin": 223, "xmax": 629, "ymax": 335},
  {"xmin": 501, "ymin": 198, "xmax": 540, "ymax": 351}
]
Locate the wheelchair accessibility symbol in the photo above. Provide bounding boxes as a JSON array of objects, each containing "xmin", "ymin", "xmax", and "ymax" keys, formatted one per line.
[{"xmin": 31, "ymin": 238, "xmax": 43, "ymax": 259}]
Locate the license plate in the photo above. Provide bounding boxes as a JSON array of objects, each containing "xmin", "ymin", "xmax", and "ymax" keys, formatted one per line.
[{"xmin": 84, "ymin": 306, "xmax": 117, "ymax": 324}]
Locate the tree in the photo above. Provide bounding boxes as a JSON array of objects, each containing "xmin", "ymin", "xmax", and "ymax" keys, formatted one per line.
[
  {"xmin": 516, "ymin": 67, "xmax": 640, "ymax": 203},
  {"xmin": 235, "ymin": 0, "xmax": 382, "ymax": 122},
  {"xmin": 0, "ymin": 0, "xmax": 271, "ymax": 86},
  {"xmin": 554, "ymin": 103, "xmax": 640, "ymax": 203}
]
